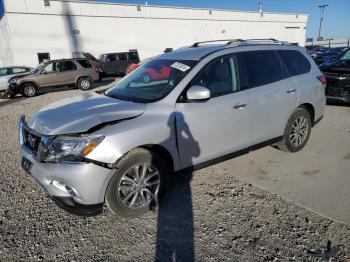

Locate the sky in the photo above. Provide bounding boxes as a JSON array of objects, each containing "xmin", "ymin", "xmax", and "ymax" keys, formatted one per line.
[{"xmin": 92, "ymin": 0, "xmax": 350, "ymax": 40}]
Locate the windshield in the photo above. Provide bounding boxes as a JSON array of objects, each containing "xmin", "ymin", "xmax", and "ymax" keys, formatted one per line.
[
  {"xmin": 105, "ymin": 59, "xmax": 197, "ymax": 103},
  {"xmin": 31, "ymin": 63, "xmax": 45, "ymax": 74}
]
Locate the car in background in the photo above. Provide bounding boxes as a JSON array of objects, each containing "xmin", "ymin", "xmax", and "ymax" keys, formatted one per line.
[
  {"xmin": 320, "ymin": 59, "xmax": 350, "ymax": 104},
  {"xmin": 314, "ymin": 47, "xmax": 350, "ymax": 65},
  {"xmin": 126, "ymin": 57, "xmax": 153, "ymax": 75},
  {"xmin": 7, "ymin": 58, "xmax": 99, "ymax": 98},
  {"xmin": 0, "ymin": 66, "xmax": 32, "ymax": 97},
  {"xmin": 98, "ymin": 50, "xmax": 140, "ymax": 76},
  {"xmin": 308, "ymin": 46, "xmax": 331, "ymax": 57}
]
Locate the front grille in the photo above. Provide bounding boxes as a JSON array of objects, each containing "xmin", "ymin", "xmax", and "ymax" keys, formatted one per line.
[{"xmin": 22, "ymin": 127, "xmax": 41, "ymax": 154}]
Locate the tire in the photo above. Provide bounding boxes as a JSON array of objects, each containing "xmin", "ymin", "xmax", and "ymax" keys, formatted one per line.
[
  {"xmin": 275, "ymin": 107, "xmax": 312, "ymax": 153},
  {"xmin": 20, "ymin": 83, "xmax": 37, "ymax": 98},
  {"xmin": 105, "ymin": 148, "xmax": 169, "ymax": 218},
  {"xmin": 77, "ymin": 78, "xmax": 92, "ymax": 91}
]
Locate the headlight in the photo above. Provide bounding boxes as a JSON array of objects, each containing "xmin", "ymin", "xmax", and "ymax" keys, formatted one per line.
[
  {"xmin": 9, "ymin": 78, "xmax": 17, "ymax": 84},
  {"xmin": 38, "ymin": 135, "xmax": 104, "ymax": 162}
]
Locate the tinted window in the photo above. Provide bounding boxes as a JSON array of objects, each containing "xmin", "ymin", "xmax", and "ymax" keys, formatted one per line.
[
  {"xmin": 106, "ymin": 54, "xmax": 116, "ymax": 62},
  {"xmin": 340, "ymin": 50, "xmax": 350, "ymax": 61},
  {"xmin": 0, "ymin": 68, "xmax": 9, "ymax": 76},
  {"xmin": 76, "ymin": 59, "xmax": 92, "ymax": 68},
  {"xmin": 128, "ymin": 52, "xmax": 139, "ymax": 60},
  {"xmin": 12, "ymin": 67, "xmax": 27, "ymax": 74},
  {"xmin": 57, "ymin": 61, "xmax": 77, "ymax": 72},
  {"xmin": 278, "ymin": 50, "xmax": 311, "ymax": 76},
  {"xmin": 118, "ymin": 53, "xmax": 127, "ymax": 61},
  {"xmin": 190, "ymin": 55, "xmax": 240, "ymax": 97},
  {"xmin": 242, "ymin": 51, "xmax": 284, "ymax": 88}
]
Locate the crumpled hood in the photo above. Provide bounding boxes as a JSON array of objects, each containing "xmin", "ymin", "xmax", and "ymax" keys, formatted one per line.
[
  {"xmin": 9, "ymin": 72, "xmax": 33, "ymax": 81},
  {"xmin": 27, "ymin": 92, "xmax": 146, "ymax": 135}
]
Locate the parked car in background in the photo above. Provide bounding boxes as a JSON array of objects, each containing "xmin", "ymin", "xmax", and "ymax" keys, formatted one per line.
[
  {"xmin": 98, "ymin": 50, "xmax": 140, "ymax": 76},
  {"xmin": 126, "ymin": 57, "xmax": 153, "ymax": 75},
  {"xmin": 18, "ymin": 39, "xmax": 325, "ymax": 217},
  {"xmin": 308, "ymin": 46, "xmax": 331, "ymax": 57},
  {"xmin": 7, "ymin": 58, "xmax": 99, "ymax": 98},
  {"xmin": 314, "ymin": 47, "xmax": 350, "ymax": 65},
  {"xmin": 0, "ymin": 66, "xmax": 32, "ymax": 97},
  {"xmin": 320, "ymin": 59, "xmax": 350, "ymax": 104}
]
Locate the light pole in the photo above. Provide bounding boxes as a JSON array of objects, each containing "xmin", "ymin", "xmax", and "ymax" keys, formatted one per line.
[{"xmin": 317, "ymin": 4, "xmax": 328, "ymax": 41}]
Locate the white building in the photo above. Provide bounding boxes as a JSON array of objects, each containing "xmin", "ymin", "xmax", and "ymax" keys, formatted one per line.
[{"xmin": 0, "ymin": 0, "xmax": 308, "ymax": 67}]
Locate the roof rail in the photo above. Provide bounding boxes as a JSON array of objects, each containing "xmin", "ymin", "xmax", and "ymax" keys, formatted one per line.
[
  {"xmin": 192, "ymin": 38, "xmax": 290, "ymax": 48},
  {"xmin": 235, "ymin": 38, "xmax": 290, "ymax": 46},
  {"xmin": 192, "ymin": 39, "xmax": 243, "ymax": 47}
]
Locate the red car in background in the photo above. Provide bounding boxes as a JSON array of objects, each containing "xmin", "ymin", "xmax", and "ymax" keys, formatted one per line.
[{"xmin": 126, "ymin": 58, "xmax": 171, "ymax": 83}]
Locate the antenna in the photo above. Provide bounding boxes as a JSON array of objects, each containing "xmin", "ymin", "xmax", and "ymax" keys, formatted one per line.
[{"xmin": 259, "ymin": 2, "xmax": 263, "ymax": 17}]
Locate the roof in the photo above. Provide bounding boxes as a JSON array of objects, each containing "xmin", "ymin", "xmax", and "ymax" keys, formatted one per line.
[
  {"xmin": 158, "ymin": 39, "xmax": 295, "ymax": 60},
  {"xmin": 159, "ymin": 45, "xmax": 226, "ymax": 61}
]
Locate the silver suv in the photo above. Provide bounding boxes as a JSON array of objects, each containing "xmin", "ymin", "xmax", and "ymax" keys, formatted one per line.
[{"xmin": 19, "ymin": 39, "xmax": 326, "ymax": 217}]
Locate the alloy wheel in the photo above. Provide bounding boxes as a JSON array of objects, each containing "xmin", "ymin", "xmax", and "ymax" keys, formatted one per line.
[
  {"xmin": 23, "ymin": 85, "xmax": 36, "ymax": 97},
  {"xmin": 81, "ymin": 79, "xmax": 91, "ymax": 89},
  {"xmin": 118, "ymin": 164, "xmax": 160, "ymax": 209},
  {"xmin": 289, "ymin": 115, "xmax": 308, "ymax": 147}
]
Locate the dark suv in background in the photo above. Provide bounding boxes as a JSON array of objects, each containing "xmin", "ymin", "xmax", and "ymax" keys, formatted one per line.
[
  {"xmin": 8, "ymin": 58, "xmax": 99, "ymax": 97},
  {"xmin": 98, "ymin": 50, "xmax": 140, "ymax": 76}
]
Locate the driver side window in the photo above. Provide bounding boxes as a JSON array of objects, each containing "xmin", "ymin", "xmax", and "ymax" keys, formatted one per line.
[
  {"xmin": 190, "ymin": 55, "xmax": 240, "ymax": 98},
  {"xmin": 42, "ymin": 62, "xmax": 57, "ymax": 73}
]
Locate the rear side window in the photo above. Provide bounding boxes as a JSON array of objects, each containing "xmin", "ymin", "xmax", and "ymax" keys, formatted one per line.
[
  {"xmin": 242, "ymin": 51, "xmax": 284, "ymax": 88},
  {"xmin": 278, "ymin": 50, "xmax": 311, "ymax": 76},
  {"xmin": 118, "ymin": 53, "xmax": 128, "ymax": 61},
  {"xmin": 128, "ymin": 52, "xmax": 139, "ymax": 60},
  {"xmin": 76, "ymin": 59, "xmax": 92, "ymax": 68},
  {"xmin": 58, "ymin": 61, "xmax": 77, "ymax": 72}
]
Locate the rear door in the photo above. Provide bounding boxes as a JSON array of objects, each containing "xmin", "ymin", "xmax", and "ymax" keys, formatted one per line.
[
  {"xmin": 241, "ymin": 50, "xmax": 299, "ymax": 144},
  {"xmin": 56, "ymin": 61, "xmax": 78, "ymax": 85},
  {"xmin": 175, "ymin": 54, "xmax": 254, "ymax": 167}
]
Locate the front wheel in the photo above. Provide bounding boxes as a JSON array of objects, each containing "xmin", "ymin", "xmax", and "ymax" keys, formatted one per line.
[
  {"xmin": 77, "ymin": 78, "xmax": 92, "ymax": 91},
  {"xmin": 21, "ymin": 83, "xmax": 37, "ymax": 97},
  {"xmin": 275, "ymin": 107, "xmax": 312, "ymax": 152},
  {"xmin": 105, "ymin": 148, "xmax": 169, "ymax": 218}
]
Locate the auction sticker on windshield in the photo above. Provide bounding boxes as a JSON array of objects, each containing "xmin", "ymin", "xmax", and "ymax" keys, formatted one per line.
[{"xmin": 171, "ymin": 62, "xmax": 191, "ymax": 72}]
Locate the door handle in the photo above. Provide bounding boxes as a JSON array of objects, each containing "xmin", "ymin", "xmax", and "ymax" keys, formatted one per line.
[
  {"xmin": 233, "ymin": 103, "xmax": 247, "ymax": 110},
  {"xmin": 286, "ymin": 88, "xmax": 296, "ymax": 94}
]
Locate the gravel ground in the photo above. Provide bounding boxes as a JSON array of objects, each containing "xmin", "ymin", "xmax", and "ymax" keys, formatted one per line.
[{"xmin": 0, "ymin": 85, "xmax": 350, "ymax": 261}]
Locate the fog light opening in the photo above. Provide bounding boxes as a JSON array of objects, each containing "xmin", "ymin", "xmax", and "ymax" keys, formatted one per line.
[{"xmin": 65, "ymin": 185, "xmax": 77, "ymax": 197}]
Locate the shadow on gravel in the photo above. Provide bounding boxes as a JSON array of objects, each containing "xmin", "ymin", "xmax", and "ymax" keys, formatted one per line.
[
  {"xmin": 155, "ymin": 113, "xmax": 200, "ymax": 262},
  {"xmin": 0, "ymin": 96, "xmax": 26, "ymax": 108}
]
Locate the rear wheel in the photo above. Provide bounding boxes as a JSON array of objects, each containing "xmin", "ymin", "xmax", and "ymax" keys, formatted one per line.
[
  {"xmin": 105, "ymin": 148, "xmax": 169, "ymax": 218},
  {"xmin": 21, "ymin": 83, "xmax": 37, "ymax": 97},
  {"xmin": 275, "ymin": 107, "xmax": 312, "ymax": 152},
  {"xmin": 77, "ymin": 78, "xmax": 92, "ymax": 91}
]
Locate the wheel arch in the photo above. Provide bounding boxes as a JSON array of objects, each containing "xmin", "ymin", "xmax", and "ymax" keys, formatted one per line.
[
  {"xmin": 76, "ymin": 75, "xmax": 92, "ymax": 84},
  {"xmin": 298, "ymin": 103, "xmax": 315, "ymax": 125}
]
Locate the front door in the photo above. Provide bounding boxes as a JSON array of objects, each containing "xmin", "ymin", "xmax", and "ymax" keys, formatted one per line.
[
  {"xmin": 175, "ymin": 54, "xmax": 254, "ymax": 168},
  {"xmin": 37, "ymin": 62, "xmax": 61, "ymax": 86}
]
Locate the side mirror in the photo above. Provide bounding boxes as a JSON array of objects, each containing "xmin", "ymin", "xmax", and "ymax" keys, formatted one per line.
[{"xmin": 186, "ymin": 85, "xmax": 210, "ymax": 101}]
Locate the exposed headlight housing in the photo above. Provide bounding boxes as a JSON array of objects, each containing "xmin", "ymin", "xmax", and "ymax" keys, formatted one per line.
[{"xmin": 37, "ymin": 135, "xmax": 104, "ymax": 163}]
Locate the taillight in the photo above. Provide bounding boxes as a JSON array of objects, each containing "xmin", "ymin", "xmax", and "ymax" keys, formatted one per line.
[
  {"xmin": 92, "ymin": 62, "xmax": 98, "ymax": 73},
  {"xmin": 317, "ymin": 75, "xmax": 327, "ymax": 87}
]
